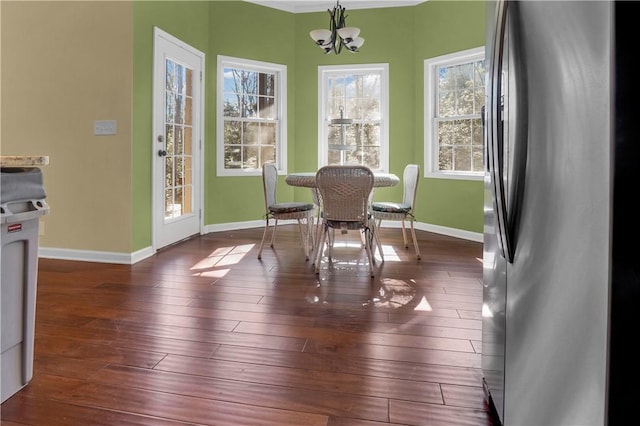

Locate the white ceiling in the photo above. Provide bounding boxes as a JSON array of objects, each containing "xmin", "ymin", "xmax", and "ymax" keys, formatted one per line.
[{"xmin": 246, "ymin": 0, "xmax": 427, "ymax": 14}]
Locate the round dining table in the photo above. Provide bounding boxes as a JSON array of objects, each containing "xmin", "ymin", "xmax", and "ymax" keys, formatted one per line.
[{"xmin": 285, "ymin": 171, "xmax": 400, "ymax": 188}]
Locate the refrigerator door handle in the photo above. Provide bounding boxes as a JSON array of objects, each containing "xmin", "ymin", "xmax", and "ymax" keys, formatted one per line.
[{"xmin": 487, "ymin": 0, "xmax": 515, "ymax": 262}]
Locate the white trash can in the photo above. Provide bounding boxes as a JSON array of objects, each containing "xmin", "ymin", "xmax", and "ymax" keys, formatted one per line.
[{"xmin": 1, "ymin": 167, "xmax": 49, "ymax": 403}]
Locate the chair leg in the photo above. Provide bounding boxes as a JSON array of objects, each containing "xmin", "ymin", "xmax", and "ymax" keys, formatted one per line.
[
  {"xmin": 295, "ymin": 218, "xmax": 310, "ymax": 260},
  {"xmin": 307, "ymin": 216, "xmax": 315, "ymax": 255},
  {"xmin": 364, "ymin": 227, "xmax": 375, "ymax": 278},
  {"xmin": 257, "ymin": 217, "xmax": 271, "ymax": 259},
  {"xmin": 373, "ymin": 218, "xmax": 384, "ymax": 262},
  {"xmin": 327, "ymin": 228, "xmax": 335, "ymax": 260},
  {"xmin": 400, "ymin": 220, "xmax": 409, "ymax": 248},
  {"xmin": 314, "ymin": 224, "xmax": 327, "ymax": 273},
  {"xmin": 409, "ymin": 219, "xmax": 421, "ymax": 259},
  {"xmin": 305, "ymin": 217, "xmax": 313, "ymax": 259},
  {"xmin": 328, "ymin": 228, "xmax": 336, "ymax": 260},
  {"xmin": 313, "ymin": 217, "xmax": 323, "ymax": 262},
  {"xmin": 270, "ymin": 218, "xmax": 279, "ymax": 248},
  {"xmin": 312, "ymin": 220, "xmax": 331, "ymax": 266}
]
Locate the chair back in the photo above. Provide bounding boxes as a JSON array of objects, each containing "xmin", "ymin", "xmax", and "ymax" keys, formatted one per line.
[
  {"xmin": 316, "ymin": 165, "xmax": 374, "ymax": 223},
  {"xmin": 262, "ymin": 163, "xmax": 278, "ymax": 210},
  {"xmin": 402, "ymin": 164, "xmax": 420, "ymax": 211}
]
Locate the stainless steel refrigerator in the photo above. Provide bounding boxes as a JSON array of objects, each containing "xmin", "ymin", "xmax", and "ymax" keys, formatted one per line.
[{"xmin": 482, "ymin": 1, "xmax": 639, "ymax": 425}]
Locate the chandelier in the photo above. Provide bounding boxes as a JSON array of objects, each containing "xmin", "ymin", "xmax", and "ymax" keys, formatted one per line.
[{"xmin": 309, "ymin": 1, "xmax": 365, "ymax": 54}]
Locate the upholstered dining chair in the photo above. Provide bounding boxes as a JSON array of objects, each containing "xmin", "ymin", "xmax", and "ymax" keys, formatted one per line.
[
  {"xmin": 257, "ymin": 163, "xmax": 316, "ymax": 260},
  {"xmin": 314, "ymin": 165, "xmax": 376, "ymax": 277},
  {"xmin": 371, "ymin": 164, "xmax": 421, "ymax": 260}
]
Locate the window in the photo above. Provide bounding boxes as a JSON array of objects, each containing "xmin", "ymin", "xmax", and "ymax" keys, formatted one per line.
[
  {"xmin": 318, "ymin": 64, "xmax": 388, "ymax": 171},
  {"xmin": 424, "ymin": 47, "xmax": 485, "ymax": 180},
  {"xmin": 217, "ymin": 56, "xmax": 286, "ymax": 176}
]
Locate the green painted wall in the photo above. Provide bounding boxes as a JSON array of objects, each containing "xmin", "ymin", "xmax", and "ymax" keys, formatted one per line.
[{"xmin": 133, "ymin": 0, "xmax": 485, "ymax": 252}]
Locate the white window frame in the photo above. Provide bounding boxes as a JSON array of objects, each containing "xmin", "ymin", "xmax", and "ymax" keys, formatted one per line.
[
  {"xmin": 317, "ymin": 64, "xmax": 389, "ymax": 172},
  {"xmin": 424, "ymin": 47, "xmax": 485, "ymax": 181},
  {"xmin": 216, "ymin": 55, "xmax": 287, "ymax": 176}
]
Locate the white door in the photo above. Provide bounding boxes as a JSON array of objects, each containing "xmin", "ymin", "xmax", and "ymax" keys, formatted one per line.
[{"xmin": 153, "ymin": 27, "xmax": 204, "ymax": 250}]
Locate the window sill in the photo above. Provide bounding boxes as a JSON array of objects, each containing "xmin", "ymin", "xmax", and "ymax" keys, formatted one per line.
[{"xmin": 424, "ymin": 172, "xmax": 484, "ymax": 182}]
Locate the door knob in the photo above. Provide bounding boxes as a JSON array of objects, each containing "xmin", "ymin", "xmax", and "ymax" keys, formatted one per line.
[{"xmin": 158, "ymin": 150, "xmax": 167, "ymax": 157}]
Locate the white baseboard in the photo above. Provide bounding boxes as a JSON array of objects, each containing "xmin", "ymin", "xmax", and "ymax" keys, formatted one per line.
[
  {"xmin": 38, "ymin": 220, "xmax": 481, "ymax": 264},
  {"xmin": 39, "ymin": 245, "xmax": 154, "ymax": 265},
  {"xmin": 393, "ymin": 221, "xmax": 483, "ymax": 243},
  {"xmin": 204, "ymin": 220, "xmax": 263, "ymax": 233}
]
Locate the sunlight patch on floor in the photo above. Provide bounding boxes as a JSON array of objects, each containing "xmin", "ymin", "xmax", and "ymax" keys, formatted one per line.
[
  {"xmin": 367, "ymin": 277, "xmax": 417, "ymax": 309},
  {"xmin": 376, "ymin": 244, "xmax": 401, "ymax": 261},
  {"xmin": 189, "ymin": 243, "xmax": 255, "ymax": 277},
  {"xmin": 413, "ymin": 295, "xmax": 433, "ymax": 311}
]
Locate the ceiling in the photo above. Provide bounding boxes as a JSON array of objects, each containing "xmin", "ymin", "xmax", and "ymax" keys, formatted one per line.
[{"xmin": 245, "ymin": 0, "xmax": 427, "ymax": 13}]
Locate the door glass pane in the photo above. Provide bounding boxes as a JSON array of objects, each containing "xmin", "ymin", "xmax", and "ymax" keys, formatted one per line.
[
  {"xmin": 183, "ymin": 185, "xmax": 192, "ymax": 215},
  {"xmin": 177, "ymin": 126, "xmax": 185, "ymax": 155},
  {"xmin": 184, "ymin": 126, "xmax": 192, "ymax": 155},
  {"xmin": 165, "ymin": 157, "xmax": 174, "ymax": 187},
  {"xmin": 164, "ymin": 58, "xmax": 194, "ymax": 221},
  {"xmin": 185, "ymin": 96, "xmax": 193, "ymax": 126},
  {"xmin": 185, "ymin": 68, "xmax": 193, "ymax": 96},
  {"xmin": 184, "ymin": 157, "xmax": 192, "ymax": 185},
  {"xmin": 174, "ymin": 187, "xmax": 183, "ymax": 217}
]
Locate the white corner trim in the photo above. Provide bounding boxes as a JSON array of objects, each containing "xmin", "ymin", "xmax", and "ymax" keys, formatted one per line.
[{"xmin": 131, "ymin": 246, "xmax": 155, "ymax": 263}]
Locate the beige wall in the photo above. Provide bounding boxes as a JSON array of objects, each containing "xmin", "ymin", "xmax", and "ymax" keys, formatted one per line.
[{"xmin": 1, "ymin": 1, "xmax": 134, "ymax": 253}]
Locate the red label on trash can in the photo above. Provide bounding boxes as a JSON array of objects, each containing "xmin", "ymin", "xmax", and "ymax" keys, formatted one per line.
[{"xmin": 7, "ymin": 223, "xmax": 22, "ymax": 233}]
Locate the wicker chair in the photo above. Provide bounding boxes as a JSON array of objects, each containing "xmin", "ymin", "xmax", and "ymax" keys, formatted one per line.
[
  {"xmin": 371, "ymin": 164, "xmax": 421, "ymax": 260},
  {"xmin": 314, "ymin": 165, "xmax": 376, "ymax": 277},
  {"xmin": 257, "ymin": 163, "xmax": 316, "ymax": 260},
  {"xmin": 310, "ymin": 187, "xmax": 324, "ymax": 258}
]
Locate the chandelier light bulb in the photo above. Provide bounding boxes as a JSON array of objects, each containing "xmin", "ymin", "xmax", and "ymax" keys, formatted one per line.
[
  {"xmin": 337, "ymin": 27, "xmax": 360, "ymax": 43},
  {"xmin": 346, "ymin": 37, "xmax": 365, "ymax": 51},
  {"xmin": 310, "ymin": 29, "xmax": 332, "ymax": 46}
]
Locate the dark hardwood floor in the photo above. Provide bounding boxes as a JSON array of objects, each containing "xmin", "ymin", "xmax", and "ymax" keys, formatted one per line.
[{"xmin": 1, "ymin": 226, "xmax": 498, "ymax": 425}]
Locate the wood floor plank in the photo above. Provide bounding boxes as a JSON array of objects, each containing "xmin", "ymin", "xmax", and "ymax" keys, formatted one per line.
[
  {"xmin": 80, "ymin": 318, "xmax": 308, "ymax": 352},
  {"xmin": 35, "ymin": 322, "xmax": 221, "ymax": 358},
  {"xmin": 441, "ymin": 383, "xmax": 489, "ymax": 409},
  {"xmin": 154, "ymin": 354, "xmax": 444, "ymax": 404},
  {"xmin": 210, "ymin": 345, "xmax": 484, "ymax": 387},
  {"xmin": 389, "ymin": 398, "xmax": 492, "ymax": 426},
  {"xmin": 35, "ymin": 334, "xmax": 166, "ymax": 368},
  {"xmin": 87, "ymin": 366, "xmax": 390, "ymax": 423},
  {"xmin": 117, "ymin": 300, "xmax": 320, "ymax": 327},
  {"xmin": 314, "ymin": 318, "xmax": 482, "ymax": 340},
  {"xmin": 303, "ymin": 339, "xmax": 482, "ymax": 369},
  {"xmin": 0, "ymin": 394, "xmax": 195, "ymax": 426},
  {"xmin": 39, "ymin": 303, "xmax": 241, "ymax": 332},
  {"xmin": 24, "ymin": 374, "xmax": 331, "ymax": 426},
  {"xmin": 234, "ymin": 321, "xmax": 476, "ymax": 352}
]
